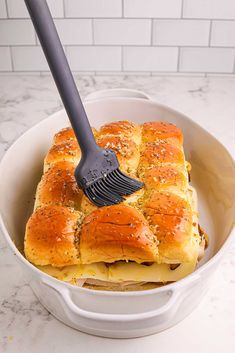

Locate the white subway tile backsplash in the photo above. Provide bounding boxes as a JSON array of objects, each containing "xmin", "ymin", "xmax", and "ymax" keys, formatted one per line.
[
  {"xmin": 0, "ymin": 47, "xmax": 12, "ymax": 71},
  {"xmin": 1, "ymin": 0, "xmax": 235, "ymax": 74},
  {"xmin": 183, "ymin": 0, "xmax": 235, "ymax": 19},
  {"xmin": 7, "ymin": 0, "xmax": 29, "ymax": 17},
  {"xmin": 7, "ymin": 0, "xmax": 64, "ymax": 18},
  {"xmin": 153, "ymin": 20, "xmax": 210, "ymax": 46},
  {"xmin": 0, "ymin": 20, "xmax": 35, "ymax": 45},
  {"xmin": 151, "ymin": 72, "xmax": 206, "ymax": 77},
  {"xmin": 0, "ymin": 71, "xmax": 41, "ymax": 76},
  {"xmin": 94, "ymin": 19, "xmax": 151, "ymax": 45},
  {"xmin": 123, "ymin": 47, "xmax": 178, "ymax": 71},
  {"xmin": 0, "ymin": 0, "xmax": 7, "ymax": 18},
  {"xmin": 206, "ymin": 73, "xmax": 235, "ymax": 77},
  {"xmin": 69, "ymin": 71, "xmax": 95, "ymax": 76},
  {"xmin": 54, "ymin": 19, "xmax": 92, "ymax": 45},
  {"xmin": 65, "ymin": 0, "xmax": 122, "ymax": 18},
  {"xmin": 211, "ymin": 21, "xmax": 235, "ymax": 47},
  {"xmin": 95, "ymin": 71, "xmax": 151, "ymax": 76},
  {"xmin": 180, "ymin": 48, "xmax": 235, "ymax": 73},
  {"xmin": 124, "ymin": 0, "xmax": 182, "ymax": 18},
  {"xmin": 67, "ymin": 46, "xmax": 121, "ymax": 71},
  {"xmin": 44, "ymin": 0, "xmax": 64, "ymax": 18},
  {"xmin": 12, "ymin": 46, "xmax": 49, "ymax": 71}
]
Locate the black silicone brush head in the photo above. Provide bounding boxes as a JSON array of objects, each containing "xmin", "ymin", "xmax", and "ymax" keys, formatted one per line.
[
  {"xmin": 75, "ymin": 147, "xmax": 144, "ymax": 207},
  {"xmin": 84, "ymin": 169, "xmax": 144, "ymax": 206}
]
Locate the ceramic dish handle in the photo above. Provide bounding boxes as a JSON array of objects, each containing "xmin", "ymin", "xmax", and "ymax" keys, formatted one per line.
[
  {"xmin": 85, "ymin": 89, "xmax": 151, "ymax": 102},
  {"xmin": 41, "ymin": 278, "xmax": 195, "ymax": 323}
]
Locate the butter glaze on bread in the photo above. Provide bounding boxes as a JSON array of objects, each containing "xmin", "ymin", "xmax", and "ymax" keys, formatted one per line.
[
  {"xmin": 24, "ymin": 205, "xmax": 81, "ymax": 267},
  {"xmin": 141, "ymin": 165, "xmax": 187, "ymax": 192},
  {"xmin": 143, "ymin": 191, "xmax": 193, "ymax": 262},
  {"xmin": 53, "ymin": 127, "xmax": 98, "ymax": 145},
  {"xmin": 53, "ymin": 127, "xmax": 76, "ymax": 144},
  {"xmin": 142, "ymin": 122, "xmax": 183, "ymax": 145},
  {"xmin": 35, "ymin": 161, "xmax": 83, "ymax": 210},
  {"xmin": 139, "ymin": 142, "xmax": 184, "ymax": 171},
  {"xmin": 80, "ymin": 204, "xmax": 158, "ymax": 264},
  {"xmin": 24, "ymin": 120, "xmax": 201, "ymax": 280},
  {"xmin": 97, "ymin": 135, "xmax": 139, "ymax": 173},
  {"xmin": 44, "ymin": 140, "xmax": 81, "ymax": 172},
  {"xmin": 99, "ymin": 120, "xmax": 142, "ymax": 145}
]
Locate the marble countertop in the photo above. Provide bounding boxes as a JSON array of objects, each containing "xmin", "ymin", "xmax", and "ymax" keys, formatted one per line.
[{"xmin": 0, "ymin": 74, "xmax": 234, "ymax": 353}]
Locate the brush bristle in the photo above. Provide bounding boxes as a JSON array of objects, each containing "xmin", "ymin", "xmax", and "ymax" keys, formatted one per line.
[{"xmin": 84, "ymin": 168, "xmax": 144, "ymax": 207}]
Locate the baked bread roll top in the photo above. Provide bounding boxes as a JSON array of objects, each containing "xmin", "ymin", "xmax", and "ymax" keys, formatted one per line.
[
  {"xmin": 97, "ymin": 135, "xmax": 139, "ymax": 173},
  {"xmin": 24, "ymin": 205, "xmax": 82, "ymax": 267},
  {"xmin": 142, "ymin": 121, "xmax": 183, "ymax": 145},
  {"xmin": 44, "ymin": 140, "xmax": 81, "ymax": 172},
  {"xmin": 99, "ymin": 120, "xmax": 142, "ymax": 145},
  {"xmin": 35, "ymin": 161, "xmax": 83, "ymax": 210},
  {"xmin": 80, "ymin": 204, "xmax": 158, "ymax": 264},
  {"xmin": 143, "ymin": 192, "xmax": 194, "ymax": 263},
  {"xmin": 24, "ymin": 120, "xmax": 200, "ymax": 270}
]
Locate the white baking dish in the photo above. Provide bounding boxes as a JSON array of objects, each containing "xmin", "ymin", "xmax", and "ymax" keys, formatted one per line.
[{"xmin": 0, "ymin": 89, "xmax": 234, "ymax": 338}]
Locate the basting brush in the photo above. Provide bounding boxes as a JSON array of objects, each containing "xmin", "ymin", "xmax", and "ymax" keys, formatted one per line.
[{"xmin": 24, "ymin": 0, "xmax": 144, "ymax": 207}]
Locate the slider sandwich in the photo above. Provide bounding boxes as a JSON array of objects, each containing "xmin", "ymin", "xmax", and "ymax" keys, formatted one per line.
[{"xmin": 24, "ymin": 121, "xmax": 207, "ymax": 291}]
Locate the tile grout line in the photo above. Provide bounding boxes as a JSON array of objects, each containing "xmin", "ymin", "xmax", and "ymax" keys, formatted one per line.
[
  {"xmin": 2, "ymin": 44, "xmax": 235, "ymax": 49},
  {"xmin": 62, "ymin": 0, "xmax": 66, "ymax": 18},
  {"xmin": 181, "ymin": 0, "xmax": 184, "ymax": 18},
  {"xmin": 91, "ymin": 18, "xmax": 95, "ymax": 45},
  {"xmin": 177, "ymin": 47, "xmax": 180, "ymax": 72},
  {"xmin": 34, "ymin": 29, "xmax": 38, "ymax": 45},
  {"xmin": 2, "ymin": 17, "xmax": 235, "ymax": 21},
  {"xmin": 150, "ymin": 18, "xmax": 153, "ymax": 45},
  {"xmin": 233, "ymin": 51, "xmax": 235, "ymax": 73},
  {"xmin": 9, "ymin": 46, "xmax": 14, "ymax": 71},
  {"xmin": 208, "ymin": 20, "xmax": 212, "ymax": 46},
  {"xmin": 122, "ymin": 0, "xmax": 124, "ymax": 17},
  {"xmin": 121, "ymin": 46, "xmax": 124, "ymax": 71},
  {"xmin": 1, "ymin": 70, "xmax": 234, "ymax": 76},
  {"xmin": 4, "ymin": 0, "xmax": 9, "ymax": 18}
]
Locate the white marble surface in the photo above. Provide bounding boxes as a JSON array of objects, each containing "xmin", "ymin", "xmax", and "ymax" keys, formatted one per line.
[{"xmin": 0, "ymin": 75, "xmax": 234, "ymax": 353}]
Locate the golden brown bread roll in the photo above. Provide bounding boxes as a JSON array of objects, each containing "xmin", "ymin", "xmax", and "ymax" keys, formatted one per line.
[
  {"xmin": 143, "ymin": 191, "xmax": 193, "ymax": 262},
  {"xmin": 35, "ymin": 161, "xmax": 83, "ymax": 210},
  {"xmin": 142, "ymin": 122, "xmax": 183, "ymax": 145},
  {"xmin": 139, "ymin": 141, "xmax": 184, "ymax": 171},
  {"xmin": 80, "ymin": 194, "xmax": 98, "ymax": 215},
  {"xmin": 99, "ymin": 120, "xmax": 142, "ymax": 145},
  {"xmin": 24, "ymin": 120, "xmax": 203, "ymax": 287},
  {"xmin": 80, "ymin": 184, "xmax": 144, "ymax": 216},
  {"xmin": 143, "ymin": 191, "xmax": 191, "ymax": 216},
  {"xmin": 97, "ymin": 135, "xmax": 139, "ymax": 173},
  {"xmin": 145, "ymin": 213, "xmax": 193, "ymax": 262},
  {"xmin": 80, "ymin": 204, "xmax": 158, "ymax": 264},
  {"xmin": 53, "ymin": 127, "xmax": 76, "ymax": 144},
  {"xmin": 141, "ymin": 165, "xmax": 188, "ymax": 192},
  {"xmin": 24, "ymin": 205, "xmax": 82, "ymax": 267},
  {"xmin": 44, "ymin": 140, "xmax": 81, "ymax": 172},
  {"xmin": 54, "ymin": 127, "xmax": 98, "ymax": 145}
]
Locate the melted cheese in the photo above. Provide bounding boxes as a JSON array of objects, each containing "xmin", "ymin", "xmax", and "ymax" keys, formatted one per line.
[
  {"xmin": 37, "ymin": 253, "xmax": 198, "ymax": 283},
  {"xmin": 37, "ymin": 187, "xmax": 200, "ymax": 285}
]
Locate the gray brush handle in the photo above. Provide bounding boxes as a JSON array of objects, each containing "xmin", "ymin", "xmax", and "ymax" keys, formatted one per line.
[{"xmin": 24, "ymin": 0, "xmax": 97, "ymax": 156}]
